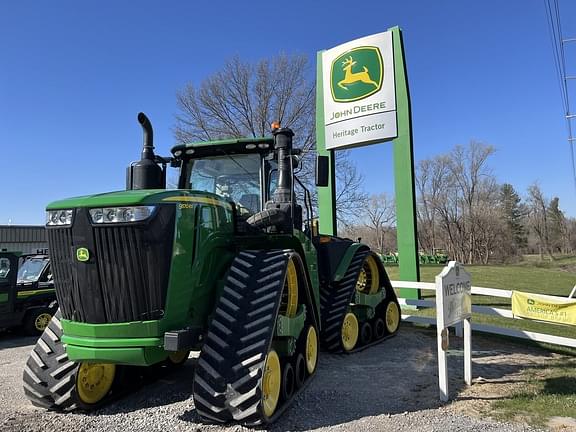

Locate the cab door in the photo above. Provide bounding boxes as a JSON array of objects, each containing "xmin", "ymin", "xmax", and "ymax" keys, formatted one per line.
[{"xmin": 0, "ymin": 253, "xmax": 18, "ymax": 315}]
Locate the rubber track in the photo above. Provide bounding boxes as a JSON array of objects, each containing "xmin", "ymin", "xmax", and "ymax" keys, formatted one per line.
[
  {"xmin": 319, "ymin": 249, "xmax": 368, "ymax": 352},
  {"xmin": 193, "ymin": 249, "xmax": 292, "ymax": 425},
  {"xmin": 22, "ymin": 310, "xmax": 80, "ymax": 411}
]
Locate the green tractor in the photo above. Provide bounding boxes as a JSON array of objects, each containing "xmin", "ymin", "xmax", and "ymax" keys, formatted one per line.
[
  {"xmin": 1, "ymin": 252, "xmax": 56, "ymax": 335},
  {"xmin": 23, "ymin": 114, "xmax": 400, "ymax": 424}
]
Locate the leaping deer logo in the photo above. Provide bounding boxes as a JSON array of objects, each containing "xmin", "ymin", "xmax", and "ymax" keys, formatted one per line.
[{"xmin": 337, "ymin": 56, "xmax": 379, "ymax": 90}]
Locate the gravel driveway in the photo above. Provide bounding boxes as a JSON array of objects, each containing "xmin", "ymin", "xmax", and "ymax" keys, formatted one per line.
[{"xmin": 0, "ymin": 326, "xmax": 546, "ymax": 431}]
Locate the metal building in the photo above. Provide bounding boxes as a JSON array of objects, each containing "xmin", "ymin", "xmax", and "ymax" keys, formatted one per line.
[{"xmin": 0, "ymin": 225, "xmax": 48, "ymax": 254}]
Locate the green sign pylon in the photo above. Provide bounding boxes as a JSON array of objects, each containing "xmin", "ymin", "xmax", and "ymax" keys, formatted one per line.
[{"xmin": 315, "ymin": 27, "xmax": 421, "ymax": 299}]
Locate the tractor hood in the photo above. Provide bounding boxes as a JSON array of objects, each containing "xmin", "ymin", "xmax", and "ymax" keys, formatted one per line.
[{"xmin": 47, "ymin": 189, "xmax": 233, "ymax": 210}]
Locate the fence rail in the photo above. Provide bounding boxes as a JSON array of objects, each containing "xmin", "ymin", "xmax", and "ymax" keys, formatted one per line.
[{"xmin": 391, "ymin": 280, "xmax": 576, "ymax": 349}]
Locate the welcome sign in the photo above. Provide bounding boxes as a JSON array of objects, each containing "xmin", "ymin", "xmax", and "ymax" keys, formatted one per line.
[{"xmin": 322, "ymin": 31, "xmax": 397, "ymax": 150}]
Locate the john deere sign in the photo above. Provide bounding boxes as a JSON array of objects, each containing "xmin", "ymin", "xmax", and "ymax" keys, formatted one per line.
[
  {"xmin": 330, "ymin": 47, "xmax": 383, "ymax": 102},
  {"xmin": 322, "ymin": 32, "xmax": 397, "ymax": 150},
  {"xmin": 316, "ymin": 27, "xmax": 420, "ymax": 303}
]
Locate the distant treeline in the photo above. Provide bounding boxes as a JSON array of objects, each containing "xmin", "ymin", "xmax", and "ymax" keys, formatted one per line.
[{"xmin": 342, "ymin": 141, "xmax": 574, "ymax": 264}]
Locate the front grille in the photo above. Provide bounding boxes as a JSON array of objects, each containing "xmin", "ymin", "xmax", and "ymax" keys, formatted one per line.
[{"xmin": 48, "ymin": 206, "xmax": 175, "ymax": 324}]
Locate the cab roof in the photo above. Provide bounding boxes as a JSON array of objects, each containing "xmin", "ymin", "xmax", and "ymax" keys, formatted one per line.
[{"xmin": 171, "ymin": 137, "xmax": 274, "ymax": 158}]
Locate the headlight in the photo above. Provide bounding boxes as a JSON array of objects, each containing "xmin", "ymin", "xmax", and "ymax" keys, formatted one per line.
[
  {"xmin": 46, "ymin": 210, "xmax": 73, "ymax": 226},
  {"xmin": 89, "ymin": 206, "xmax": 156, "ymax": 224}
]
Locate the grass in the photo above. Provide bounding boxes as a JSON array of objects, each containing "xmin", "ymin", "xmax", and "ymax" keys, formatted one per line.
[
  {"xmin": 387, "ymin": 256, "xmax": 576, "ymax": 427},
  {"xmin": 387, "ymin": 261, "xmax": 576, "ymax": 339},
  {"xmin": 491, "ymin": 357, "xmax": 576, "ymax": 427}
]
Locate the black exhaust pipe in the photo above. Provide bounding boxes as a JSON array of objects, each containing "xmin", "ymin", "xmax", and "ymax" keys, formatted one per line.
[
  {"xmin": 138, "ymin": 112, "xmax": 155, "ymax": 161},
  {"xmin": 126, "ymin": 112, "xmax": 164, "ymax": 190}
]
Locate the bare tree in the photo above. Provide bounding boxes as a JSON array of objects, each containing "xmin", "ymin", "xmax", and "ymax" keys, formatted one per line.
[
  {"xmin": 527, "ymin": 183, "xmax": 555, "ymax": 260},
  {"xmin": 415, "ymin": 141, "xmax": 506, "ymax": 264},
  {"xmin": 416, "ymin": 155, "xmax": 451, "ymax": 253},
  {"xmin": 175, "ymin": 55, "xmax": 315, "ymax": 151},
  {"xmin": 362, "ymin": 193, "xmax": 396, "ymax": 253},
  {"xmin": 174, "ymin": 54, "xmax": 367, "ymax": 227}
]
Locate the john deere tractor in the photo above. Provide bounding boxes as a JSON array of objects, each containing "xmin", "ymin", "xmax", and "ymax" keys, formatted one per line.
[{"xmin": 23, "ymin": 113, "xmax": 400, "ymax": 424}]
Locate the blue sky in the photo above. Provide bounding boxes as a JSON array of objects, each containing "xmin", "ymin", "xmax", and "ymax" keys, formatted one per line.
[{"xmin": 1, "ymin": 0, "xmax": 575, "ymax": 224}]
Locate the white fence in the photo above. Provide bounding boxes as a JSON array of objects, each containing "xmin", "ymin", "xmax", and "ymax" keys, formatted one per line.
[{"xmin": 392, "ymin": 280, "xmax": 576, "ymax": 349}]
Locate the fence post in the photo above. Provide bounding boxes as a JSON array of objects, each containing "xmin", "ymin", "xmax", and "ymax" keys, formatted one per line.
[{"xmin": 464, "ymin": 317, "xmax": 472, "ymax": 385}]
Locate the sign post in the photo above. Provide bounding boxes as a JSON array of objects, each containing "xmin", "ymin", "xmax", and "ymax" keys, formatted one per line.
[
  {"xmin": 315, "ymin": 27, "xmax": 420, "ymax": 296},
  {"xmin": 435, "ymin": 261, "xmax": 472, "ymax": 402}
]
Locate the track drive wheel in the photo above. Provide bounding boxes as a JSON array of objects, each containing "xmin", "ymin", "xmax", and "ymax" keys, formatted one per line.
[
  {"xmin": 305, "ymin": 325, "xmax": 318, "ymax": 374},
  {"xmin": 341, "ymin": 312, "xmax": 359, "ymax": 352},
  {"xmin": 262, "ymin": 349, "xmax": 281, "ymax": 419},
  {"xmin": 355, "ymin": 253, "xmax": 380, "ymax": 294},
  {"xmin": 360, "ymin": 321, "xmax": 373, "ymax": 345},
  {"xmin": 373, "ymin": 317, "xmax": 386, "ymax": 339},
  {"xmin": 166, "ymin": 350, "xmax": 190, "ymax": 367},
  {"xmin": 76, "ymin": 363, "xmax": 116, "ymax": 405},
  {"xmin": 384, "ymin": 299, "xmax": 401, "ymax": 335}
]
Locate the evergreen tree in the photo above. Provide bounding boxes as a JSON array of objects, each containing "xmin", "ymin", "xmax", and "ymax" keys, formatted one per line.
[
  {"xmin": 547, "ymin": 197, "xmax": 566, "ymax": 253},
  {"xmin": 499, "ymin": 183, "xmax": 527, "ymax": 253}
]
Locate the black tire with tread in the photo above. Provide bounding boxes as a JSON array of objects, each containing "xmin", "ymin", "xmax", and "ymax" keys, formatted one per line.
[
  {"xmin": 193, "ymin": 250, "xmax": 292, "ymax": 425},
  {"xmin": 193, "ymin": 249, "xmax": 318, "ymax": 425},
  {"xmin": 319, "ymin": 249, "xmax": 401, "ymax": 352},
  {"xmin": 22, "ymin": 310, "xmax": 81, "ymax": 411},
  {"xmin": 319, "ymin": 249, "xmax": 368, "ymax": 352}
]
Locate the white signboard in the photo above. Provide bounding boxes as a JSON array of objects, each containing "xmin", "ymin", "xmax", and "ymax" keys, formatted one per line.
[
  {"xmin": 435, "ymin": 261, "xmax": 472, "ymax": 402},
  {"xmin": 437, "ymin": 261, "xmax": 472, "ymax": 327},
  {"xmin": 321, "ymin": 31, "xmax": 397, "ymax": 150}
]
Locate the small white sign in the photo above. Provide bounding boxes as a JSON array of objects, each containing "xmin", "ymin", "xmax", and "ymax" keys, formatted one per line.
[
  {"xmin": 321, "ymin": 31, "xmax": 397, "ymax": 150},
  {"xmin": 437, "ymin": 261, "xmax": 472, "ymax": 328},
  {"xmin": 435, "ymin": 261, "xmax": 472, "ymax": 402}
]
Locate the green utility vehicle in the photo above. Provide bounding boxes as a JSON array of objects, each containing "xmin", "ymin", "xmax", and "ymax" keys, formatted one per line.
[
  {"xmin": 23, "ymin": 114, "xmax": 400, "ymax": 425},
  {"xmin": 1, "ymin": 252, "xmax": 56, "ymax": 334}
]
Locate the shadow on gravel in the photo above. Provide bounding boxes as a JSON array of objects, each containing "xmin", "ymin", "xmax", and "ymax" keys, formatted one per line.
[
  {"xmin": 169, "ymin": 326, "xmax": 546, "ymax": 430},
  {"xmin": 8, "ymin": 325, "xmax": 548, "ymax": 430},
  {"xmin": 267, "ymin": 326, "xmax": 544, "ymax": 431},
  {"xmin": 0, "ymin": 332, "xmax": 38, "ymax": 349},
  {"xmin": 85, "ymin": 361, "xmax": 197, "ymax": 415}
]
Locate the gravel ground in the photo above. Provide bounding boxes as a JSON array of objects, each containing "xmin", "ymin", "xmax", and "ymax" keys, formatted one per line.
[{"xmin": 0, "ymin": 326, "xmax": 549, "ymax": 432}]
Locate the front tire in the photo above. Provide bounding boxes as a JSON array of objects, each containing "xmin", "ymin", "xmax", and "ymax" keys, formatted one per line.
[{"xmin": 23, "ymin": 309, "xmax": 120, "ymax": 411}]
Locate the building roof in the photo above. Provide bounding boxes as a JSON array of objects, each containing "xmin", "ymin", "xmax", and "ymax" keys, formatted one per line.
[{"xmin": 0, "ymin": 225, "xmax": 46, "ymax": 242}]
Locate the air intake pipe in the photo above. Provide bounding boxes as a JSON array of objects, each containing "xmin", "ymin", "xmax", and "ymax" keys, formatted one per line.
[{"xmin": 126, "ymin": 112, "xmax": 165, "ymax": 190}]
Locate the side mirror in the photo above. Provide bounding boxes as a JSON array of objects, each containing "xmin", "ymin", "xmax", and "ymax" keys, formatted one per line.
[{"xmin": 315, "ymin": 155, "xmax": 329, "ymax": 187}]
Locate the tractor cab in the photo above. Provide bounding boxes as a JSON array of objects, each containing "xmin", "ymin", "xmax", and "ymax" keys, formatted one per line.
[
  {"xmin": 172, "ymin": 137, "xmax": 276, "ymax": 216},
  {"xmin": 170, "ymin": 128, "xmax": 310, "ymax": 235}
]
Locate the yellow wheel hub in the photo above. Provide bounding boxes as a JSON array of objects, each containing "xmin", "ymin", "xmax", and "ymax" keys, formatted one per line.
[
  {"xmin": 76, "ymin": 363, "xmax": 116, "ymax": 405},
  {"xmin": 168, "ymin": 350, "xmax": 189, "ymax": 365},
  {"xmin": 280, "ymin": 258, "xmax": 298, "ymax": 318},
  {"xmin": 356, "ymin": 255, "xmax": 380, "ymax": 294},
  {"xmin": 261, "ymin": 350, "xmax": 281, "ymax": 418},
  {"xmin": 34, "ymin": 313, "xmax": 52, "ymax": 331},
  {"xmin": 341, "ymin": 312, "xmax": 359, "ymax": 351},
  {"xmin": 385, "ymin": 301, "xmax": 400, "ymax": 333},
  {"xmin": 305, "ymin": 326, "xmax": 318, "ymax": 374}
]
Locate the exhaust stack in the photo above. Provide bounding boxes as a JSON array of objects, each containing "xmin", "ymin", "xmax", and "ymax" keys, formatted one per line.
[{"xmin": 126, "ymin": 112, "xmax": 165, "ymax": 190}]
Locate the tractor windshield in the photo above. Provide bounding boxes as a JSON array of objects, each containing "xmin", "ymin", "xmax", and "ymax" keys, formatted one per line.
[
  {"xmin": 184, "ymin": 154, "xmax": 262, "ymax": 214},
  {"xmin": 17, "ymin": 258, "xmax": 49, "ymax": 283}
]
